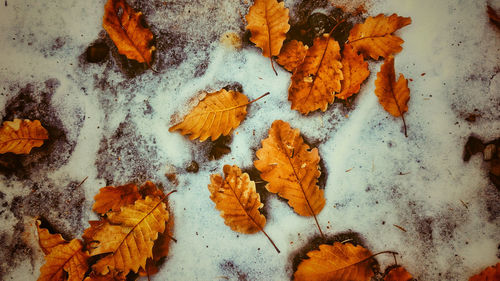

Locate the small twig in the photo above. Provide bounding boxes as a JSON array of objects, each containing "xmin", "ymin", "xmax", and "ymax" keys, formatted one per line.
[
  {"xmin": 460, "ymin": 199, "xmax": 469, "ymax": 210},
  {"xmin": 398, "ymin": 172, "xmax": 410, "ymax": 175},
  {"xmin": 345, "ymin": 167, "xmax": 354, "ymax": 172},
  {"xmin": 340, "ymin": 238, "xmax": 353, "ymax": 244},
  {"xmin": 393, "ymin": 224, "xmax": 407, "ymax": 232},
  {"xmin": 76, "ymin": 176, "xmax": 88, "ymax": 188}
]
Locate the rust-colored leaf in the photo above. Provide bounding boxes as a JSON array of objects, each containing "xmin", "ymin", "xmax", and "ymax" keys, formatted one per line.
[
  {"xmin": 92, "ymin": 183, "xmax": 141, "ymax": 214},
  {"xmin": 288, "ymin": 34, "xmax": 343, "ymax": 115},
  {"xmin": 0, "ymin": 119, "xmax": 48, "ymax": 154},
  {"xmin": 487, "ymin": 6, "xmax": 500, "ymax": 29},
  {"xmin": 208, "ymin": 165, "xmax": 279, "ymax": 253},
  {"xmin": 469, "ymin": 263, "xmax": 500, "ymax": 281},
  {"xmin": 254, "ymin": 120, "xmax": 325, "ymax": 237},
  {"xmin": 294, "ymin": 243, "xmax": 374, "ymax": 281},
  {"xmin": 336, "ymin": 44, "xmax": 370, "ymax": 100},
  {"xmin": 36, "ymin": 220, "xmax": 66, "ymax": 255},
  {"xmin": 38, "ymin": 239, "xmax": 89, "ymax": 281},
  {"xmin": 103, "ymin": 0, "xmax": 155, "ymax": 65},
  {"xmin": 276, "ymin": 40, "xmax": 308, "ymax": 72},
  {"xmin": 348, "ymin": 14, "xmax": 411, "ymax": 60},
  {"xmin": 384, "ymin": 266, "xmax": 413, "ymax": 281},
  {"xmin": 374, "ymin": 55, "xmax": 410, "ymax": 137},
  {"xmin": 139, "ymin": 181, "xmax": 165, "ymax": 198},
  {"xmin": 83, "ymin": 272, "xmax": 126, "ymax": 281}
]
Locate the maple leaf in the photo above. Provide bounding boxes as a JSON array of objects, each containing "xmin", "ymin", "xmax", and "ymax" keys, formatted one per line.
[
  {"xmin": 294, "ymin": 243, "xmax": 374, "ymax": 281},
  {"xmin": 92, "ymin": 183, "xmax": 141, "ymax": 214},
  {"xmin": 288, "ymin": 34, "xmax": 343, "ymax": 115},
  {"xmin": 103, "ymin": 0, "xmax": 155, "ymax": 65},
  {"xmin": 38, "ymin": 239, "xmax": 89, "ymax": 281},
  {"xmin": 469, "ymin": 263, "xmax": 500, "ymax": 281},
  {"xmin": 276, "ymin": 40, "xmax": 308, "ymax": 72},
  {"xmin": 169, "ymin": 90, "xmax": 268, "ymax": 142},
  {"xmin": 348, "ymin": 14, "xmax": 411, "ymax": 60},
  {"xmin": 36, "ymin": 220, "xmax": 66, "ymax": 255},
  {"xmin": 208, "ymin": 164, "xmax": 279, "ymax": 253},
  {"xmin": 0, "ymin": 119, "xmax": 48, "ymax": 154},
  {"xmin": 336, "ymin": 44, "xmax": 370, "ymax": 100},
  {"xmin": 254, "ymin": 120, "xmax": 325, "ymax": 237},
  {"xmin": 374, "ymin": 55, "xmax": 410, "ymax": 137},
  {"xmin": 87, "ymin": 196, "xmax": 170, "ymax": 275},
  {"xmin": 245, "ymin": 0, "xmax": 290, "ymax": 74},
  {"xmin": 384, "ymin": 266, "xmax": 413, "ymax": 281}
]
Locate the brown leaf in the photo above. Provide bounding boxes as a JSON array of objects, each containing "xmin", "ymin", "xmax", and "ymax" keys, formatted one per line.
[
  {"xmin": 469, "ymin": 263, "xmax": 500, "ymax": 281},
  {"xmin": 92, "ymin": 183, "xmax": 141, "ymax": 214},
  {"xmin": 103, "ymin": 0, "xmax": 155, "ymax": 65},
  {"xmin": 336, "ymin": 44, "xmax": 370, "ymax": 100},
  {"xmin": 276, "ymin": 40, "xmax": 308, "ymax": 72},
  {"xmin": 487, "ymin": 6, "xmax": 500, "ymax": 29},
  {"xmin": 36, "ymin": 220, "xmax": 66, "ymax": 255},
  {"xmin": 254, "ymin": 120, "xmax": 325, "ymax": 237},
  {"xmin": 294, "ymin": 243, "xmax": 374, "ymax": 281},
  {"xmin": 139, "ymin": 181, "xmax": 165, "ymax": 198},
  {"xmin": 374, "ymin": 55, "xmax": 410, "ymax": 136},
  {"xmin": 288, "ymin": 34, "xmax": 343, "ymax": 115},
  {"xmin": 348, "ymin": 14, "xmax": 411, "ymax": 60},
  {"xmin": 384, "ymin": 266, "xmax": 413, "ymax": 281},
  {"xmin": 38, "ymin": 239, "xmax": 89, "ymax": 281},
  {"xmin": 83, "ymin": 272, "xmax": 126, "ymax": 281},
  {"xmin": 0, "ymin": 119, "xmax": 48, "ymax": 154}
]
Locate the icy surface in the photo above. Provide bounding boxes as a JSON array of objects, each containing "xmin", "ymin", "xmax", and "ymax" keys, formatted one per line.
[{"xmin": 0, "ymin": 0, "xmax": 499, "ymax": 280}]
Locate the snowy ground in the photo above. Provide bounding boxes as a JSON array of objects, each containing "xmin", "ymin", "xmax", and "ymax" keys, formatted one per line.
[{"xmin": 0, "ymin": 0, "xmax": 499, "ymax": 280}]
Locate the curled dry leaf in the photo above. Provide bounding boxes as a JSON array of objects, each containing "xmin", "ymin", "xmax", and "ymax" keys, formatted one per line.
[
  {"xmin": 254, "ymin": 120, "xmax": 325, "ymax": 237},
  {"xmin": 103, "ymin": 0, "xmax": 155, "ymax": 65},
  {"xmin": 276, "ymin": 40, "xmax": 308, "ymax": 72},
  {"xmin": 384, "ymin": 266, "xmax": 413, "ymax": 281},
  {"xmin": 288, "ymin": 34, "xmax": 343, "ymax": 115},
  {"xmin": 469, "ymin": 263, "xmax": 500, "ymax": 281},
  {"xmin": 348, "ymin": 14, "xmax": 411, "ymax": 60},
  {"xmin": 36, "ymin": 220, "xmax": 66, "ymax": 255},
  {"xmin": 92, "ymin": 183, "xmax": 141, "ymax": 214},
  {"xmin": 374, "ymin": 55, "xmax": 410, "ymax": 137},
  {"xmin": 0, "ymin": 119, "xmax": 48, "ymax": 154},
  {"xmin": 38, "ymin": 239, "xmax": 89, "ymax": 281},
  {"xmin": 336, "ymin": 44, "xmax": 370, "ymax": 100},
  {"xmin": 294, "ymin": 242, "xmax": 373, "ymax": 281},
  {"xmin": 208, "ymin": 164, "xmax": 279, "ymax": 253}
]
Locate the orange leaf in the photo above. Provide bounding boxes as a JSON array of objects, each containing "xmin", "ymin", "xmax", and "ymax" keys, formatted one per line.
[
  {"xmin": 294, "ymin": 243, "xmax": 374, "ymax": 281},
  {"xmin": 103, "ymin": 0, "xmax": 155, "ymax": 65},
  {"xmin": 36, "ymin": 220, "xmax": 66, "ymax": 255},
  {"xmin": 38, "ymin": 239, "xmax": 89, "ymax": 281},
  {"xmin": 469, "ymin": 263, "xmax": 500, "ymax": 281},
  {"xmin": 254, "ymin": 120, "xmax": 325, "ymax": 237},
  {"xmin": 348, "ymin": 14, "xmax": 411, "ymax": 60},
  {"xmin": 276, "ymin": 40, "xmax": 308, "ymax": 72},
  {"xmin": 374, "ymin": 55, "xmax": 410, "ymax": 136},
  {"xmin": 139, "ymin": 181, "xmax": 165, "ymax": 198},
  {"xmin": 92, "ymin": 183, "xmax": 141, "ymax": 214},
  {"xmin": 288, "ymin": 34, "xmax": 343, "ymax": 115},
  {"xmin": 336, "ymin": 44, "xmax": 370, "ymax": 100},
  {"xmin": 83, "ymin": 272, "xmax": 126, "ymax": 281},
  {"xmin": 0, "ymin": 119, "xmax": 48, "ymax": 154},
  {"xmin": 384, "ymin": 266, "xmax": 413, "ymax": 281}
]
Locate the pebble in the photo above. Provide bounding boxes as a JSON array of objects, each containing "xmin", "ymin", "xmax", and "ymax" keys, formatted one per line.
[
  {"xmin": 186, "ymin": 161, "xmax": 199, "ymax": 173},
  {"xmin": 484, "ymin": 144, "xmax": 496, "ymax": 161}
]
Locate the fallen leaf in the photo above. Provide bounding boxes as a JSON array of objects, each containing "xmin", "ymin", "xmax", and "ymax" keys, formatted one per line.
[
  {"xmin": 288, "ymin": 34, "xmax": 343, "ymax": 115},
  {"xmin": 92, "ymin": 183, "xmax": 141, "ymax": 214},
  {"xmin": 209, "ymin": 165, "xmax": 279, "ymax": 253},
  {"xmin": 36, "ymin": 220, "xmax": 66, "ymax": 255},
  {"xmin": 375, "ymin": 55, "xmax": 410, "ymax": 137},
  {"xmin": 336, "ymin": 44, "xmax": 370, "ymax": 100},
  {"xmin": 348, "ymin": 14, "xmax": 411, "ymax": 60},
  {"xmin": 0, "ymin": 119, "xmax": 48, "ymax": 154},
  {"xmin": 276, "ymin": 40, "xmax": 308, "ymax": 72},
  {"xmin": 254, "ymin": 120, "xmax": 325, "ymax": 236},
  {"xmin": 469, "ymin": 263, "xmax": 500, "ymax": 281},
  {"xmin": 487, "ymin": 6, "xmax": 500, "ymax": 29},
  {"xmin": 246, "ymin": 0, "xmax": 290, "ymax": 73},
  {"xmin": 103, "ymin": 0, "xmax": 155, "ymax": 65},
  {"xmin": 83, "ymin": 272, "xmax": 126, "ymax": 281},
  {"xmin": 384, "ymin": 266, "xmax": 413, "ymax": 281},
  {"xmin": 294, "ymin": 242, "xmax": 374, "ymax": 281},
  {"xmin": 139, "ymin": 181, "xmax": 165, "ymax": 198},
  {"xmin": 38, "ymin": 239, "xmax": 89, "ymax": 281},
  {"xmin": 169, "ymin": 90, "xmax": 267, "ymax": 142}
]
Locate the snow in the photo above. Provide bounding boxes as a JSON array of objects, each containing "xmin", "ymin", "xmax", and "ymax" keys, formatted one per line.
[{"xmin": 0, "ymin": 0, "xmax": 499, "ymax": 280}]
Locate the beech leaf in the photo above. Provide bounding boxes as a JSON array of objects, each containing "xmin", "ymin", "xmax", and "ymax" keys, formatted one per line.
[
  {"xmin": 469, "ymin": 263, "xmax": 500, "ymax": 281},
  {"xmin": 276, "ymin": 40, "xmax": 308, "ymax": 72},
  {"xmin": 336, "ymin": 44, "xmax": 370, "ymax": 100},
  {"xmin": 92, "ymin": 183, "xmax": 141, "ymax": 214},
  {"xmin": 38, "ymin": 239, "xmax": 89, "ymax": 281},
  {"xmin": 384, "ymin": 266, "xmax": 413, "ymax": 281},
  {"xmin": 36, "ymin": 220, "xmax": 66, "ymax": 255},
  {"xmin": 0, "ymin": 119, "xmax": 48, "ymax": 154}
]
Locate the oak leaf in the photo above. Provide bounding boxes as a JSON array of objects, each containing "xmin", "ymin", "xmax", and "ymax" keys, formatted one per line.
[
  {"xmin": 38, "ymin": 239, "xmax": 89, "ymax": 281},
  {"xmin": 276, "ymin": 40, "xmax": 308, "ymax": 72},
  {"xmin": 374, "ymin": 55, "xmax": 410, "ymax": 137},
  {"xmin": 246, "ymin": 0, "xmax": 290, "ymax": 74},
  {"xmin": 103, "ymin": 0, "xmax": 155, "ymax": 65},
  {"xmin": 294, "ymin": 243, "xmax": 374, "ymax": 281},
  {"xmin": 348, "ymin": 14, "xmax": 411, "ymax": 60},
  {"xmin": 92, "ymin": 183, "xmax": 141, "ymax": 214},
  {"xmin": 288, "ymin": 34, "xmax": 343, "ymax": 115},
  {"xmin": 336, "ymin": 44, "xmax": 370, "ymax": 100},
  {"xmin": 254, "ymin": 120, "xmax": 325, "ymax": 236},
  {"xmin": 208, "ymin": 165, "xmax": 279, "ymax": 253},
  {"xmin": 36, "ymin": 220, "xmax": 66, "ymax": 255},
  {"xmin": 469, "ymin": 263, "xmax": 500, "ymax": 281},
  {"xmin": 384, "ymin": 266, "xmax": 413, "ymax": 281},
  {"xmin": 0, "ymin": 119, "xmax": 48, "ymax": 154}
]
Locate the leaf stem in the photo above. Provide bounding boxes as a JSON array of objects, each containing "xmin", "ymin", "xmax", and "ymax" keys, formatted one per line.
[
  {"xmin": 401, "ymin": 113, "xmax": 408, "ymax": 137},
  {"xmin": 248, "ymin": 92, "xmax": 270, "ymax": 105},
  {"xmin": 270, "ymin": 57, "xmax": 278, "ymax": 76}
]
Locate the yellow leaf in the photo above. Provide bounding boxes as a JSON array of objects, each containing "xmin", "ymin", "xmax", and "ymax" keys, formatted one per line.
[
  {"xmin": 469, "ymin": 263, "xmax": 500, "ymax": 281},
  {"xmin": 92, "ymin": 183, "xmax": 141, "ymax": 214},
  {"xmin": 84, "ymin": 272, "xmax": 126, "ymax": 281},
  {"xmin": 348, "ymin": 13, "xmax": 411, "ymax": 60},
  {"xmin": 294, "ymin": 243, "xmax": 374, "ymax": 281},
  {"xmin": 38, "ymin": 239, "xmax": 89, "ymax": 281},
  {"xmin": 0, "ymin": 119, "xmax": 48, "ymax": 154},
  {"xmin": 103, "ymin": 0, "xmax": 155, "ymax": 65},
  {"xmin": 336, "ymin": 44, "xmax": 370, "ymax": 100},
  {"xmin": 254, "ymin": 120, "xmax": 325, "ymax": 236},
  {"xmin": 288, "ymin": 34, "xmax": 343, "ymax": 115},
  {"xmin": 36, "ymin": 220, "xmax": 66, "ymax": 255},
  {"xmin": 276, "ymin": 40, "xmax": 308, "ymax": 72}
]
